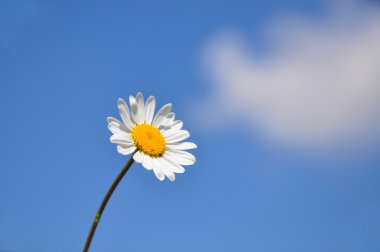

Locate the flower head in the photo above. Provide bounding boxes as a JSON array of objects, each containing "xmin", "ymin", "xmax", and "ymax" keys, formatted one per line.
[{"xmin": 107, "ymin": 92, "xmax": 197, "ymax": 181}]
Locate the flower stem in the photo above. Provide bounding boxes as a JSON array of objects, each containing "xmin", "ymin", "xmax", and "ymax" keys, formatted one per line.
[{"xmin": 83, "ymin": 155, "xmax": 135, "ymax": 252}]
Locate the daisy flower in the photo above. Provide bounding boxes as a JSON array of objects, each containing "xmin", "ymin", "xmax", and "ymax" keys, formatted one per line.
[
  {"xmin": 107, "ymin": 92, "xmax": 197, "ymax": 181},
  {"xmin": 83, "ymin": 92, "xmax": 197, "ymax": 252}
]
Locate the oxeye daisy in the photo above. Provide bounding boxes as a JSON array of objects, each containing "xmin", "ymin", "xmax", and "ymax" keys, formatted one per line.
[
  {"xmin": 83, "ymin": 92, "xmax": 197, "ymax": 252},
  {"xmin": 107, "ymin": 92, "xmax": 197, "ymax": 181}
]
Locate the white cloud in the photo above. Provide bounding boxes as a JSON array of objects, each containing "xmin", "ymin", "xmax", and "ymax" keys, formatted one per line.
[{"xmin": 198, "ymin": 1, "xmax": 380, "ymax": 150}]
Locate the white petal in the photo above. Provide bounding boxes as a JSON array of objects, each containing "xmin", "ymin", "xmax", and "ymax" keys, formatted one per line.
[
  {"xmin": 162, "ymin": 128, "xmax": 179, "ymax": 138},
  {"xmin": 170, "ymin": 120, "xmax": 183, "ymax": 131},
  {"xmin": 110, "ymin": 134, "xmax": 133, "ymax": 145},
  {"xmin": 117, "ymin": 145, "xmax": 136, "ymax": 155},
  {"xmin": 158, "ymin": 158, "xmax": 175, "ymax": 181},
  {"xmin": 118, "ymin": 98, "xmax": 135, "ymax": 130},
  {"xmin": 141, "ymin": 155, "xmax": 154, "ymax": 170},
  {"xmin": 129, "ymin": 95, "xmax": 141, "ymax": 124},
  {"xmin": 162, "ymin": 123, "xmax": 183, "ymax": 137},
  {"xmin": 165, "ymin": 130, "xmax": 190, "ymax": 143},
  {"xmin": 152, "ymin": 103, "xmax": 172, "ymax": 127},
  {"xmin": 144, "ymin": 96, "xmax": 156, "ymax": 124},
  {"xmin": 133, "ymin": 151, "xmax": 145, "ymax": 163},
  {"xmin": 167, "ymin": 142, "xmax": 197, "ymax": 150},
  {"xmin": 136, "ymin": 92, "xmax": 145, "ymax": 124},
  {"xmin": 162, "ymin": 156, "xmax": 185, "ymax": 174},
  {"xmin": 108, "ymin": 125, "xmax": 128, "ymax": 137},
  {"xmin": 161, "ymin": 121, "xmax": 183, "ymax": 136},
  {"xmin": 107, "ymin": 117, "xmax": 130, "ymax": 135},
  {"xmin": 164, "ymin": 149, "xmax": 196, "ymax": 166},
  {"xmin": 152, "ymin": 158, "xmax": 165, "ymax": 181},
  {"xmin": 158, "ymin": 112, "xmax": 175, "ymax": 130},
  {"xmin": 167, "ymin": 114, "xmax": 175, "ymax": 125}
]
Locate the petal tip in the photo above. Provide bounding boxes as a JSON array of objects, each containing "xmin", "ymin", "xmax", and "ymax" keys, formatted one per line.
[
  {"xmin": 116, "ymin": 146, "xmax": 128, "ymax": 155},
  {"xmin": 168, "ymin": 175, "xmax": 176, "ymax": 182},
  {"xmin": 133, "ymin": 151, "xmax": 143, "ymax": 163},
  {"xmin": 158, "ymin": 176, "xmax": 165, "ymax": 181}
]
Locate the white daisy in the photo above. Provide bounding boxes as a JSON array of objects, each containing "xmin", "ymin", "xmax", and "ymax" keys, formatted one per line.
[{"xmin": 107, "ymin": 92, "xmax": 197, "ymax": 181}]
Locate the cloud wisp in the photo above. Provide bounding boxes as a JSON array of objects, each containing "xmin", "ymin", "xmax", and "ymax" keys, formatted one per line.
[{"xmin": 198, "ymin": 1, "xmax": 380, "ymax": 150}]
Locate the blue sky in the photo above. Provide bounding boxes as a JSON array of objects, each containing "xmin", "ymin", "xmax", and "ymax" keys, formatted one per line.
[{"xmin": 1, "ymin": 0, "xmax": 380, "ymax": 251}]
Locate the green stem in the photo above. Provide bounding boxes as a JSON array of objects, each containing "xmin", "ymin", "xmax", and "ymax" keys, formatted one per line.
[{"xmin": 83, "ymin": 154, "xmax": 135, "ymax": 252}]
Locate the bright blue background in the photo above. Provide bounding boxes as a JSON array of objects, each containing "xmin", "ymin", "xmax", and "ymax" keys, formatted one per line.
[{"xmin": 1, "ymin": 0, "xmax": 380, "ymax": 251}]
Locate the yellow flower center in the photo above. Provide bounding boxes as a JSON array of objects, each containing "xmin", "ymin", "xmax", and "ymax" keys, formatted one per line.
[{"xmin": 131, "ymin": 124, "xmax": 166, "ymax": 157}]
